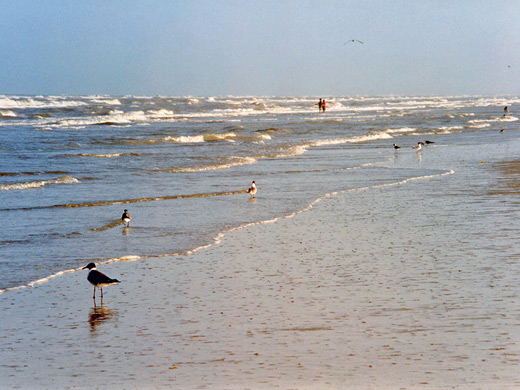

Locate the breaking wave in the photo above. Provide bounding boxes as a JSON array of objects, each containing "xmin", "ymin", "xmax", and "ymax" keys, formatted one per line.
[
  {"xmin": 1, "ymin": 110, "xmax": 17, "ymax": 118},
  {"xmin": 0, "ymin": 176, "xmax": 80, "ymax": 191},
  {"xmin": 0, "ymin": 96, "xmax": 87, "ymax": 109},
  {"xmin": 167, "ymin": 157, "xmax": 257, "ymax": 173},
  {"xmin": 131, "ymin": 132, "xmax": 238, "ymax": 144},
  {"xmin": 311, "ymin": 131, "xmax": 393, "ymax": 147},
  {"xmin": 75, "ymin": 152, "xmax": 141, "ymax": 158}
]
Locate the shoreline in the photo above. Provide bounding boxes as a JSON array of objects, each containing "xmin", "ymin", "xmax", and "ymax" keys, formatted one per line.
[{"xmin": 0, "ymin": 167, "xmax": 453, "ymax": 296}]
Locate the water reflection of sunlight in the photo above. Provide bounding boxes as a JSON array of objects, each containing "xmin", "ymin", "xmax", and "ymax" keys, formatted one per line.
[{"xmin": 88, "ymin": 304, "xmax": 117, "ymax": 335}]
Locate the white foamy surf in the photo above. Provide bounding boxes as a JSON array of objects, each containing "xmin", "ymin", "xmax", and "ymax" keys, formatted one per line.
[{"xmin": 0, "ymin": 176, "xmax": 80, "ymax": 191}]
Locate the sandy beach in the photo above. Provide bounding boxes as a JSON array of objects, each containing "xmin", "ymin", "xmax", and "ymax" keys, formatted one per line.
[
  {"xmin": 2, "ymin": 131, "xmax": 520, "ymax": 389},
  {"xmin": 3, "ymin": 0, "xmax": 520, "ymax": 388}
]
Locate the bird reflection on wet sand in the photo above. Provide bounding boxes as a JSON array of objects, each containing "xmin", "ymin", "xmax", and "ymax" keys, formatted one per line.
[{"xmin": 88, "ymin": 304, "xmax": 117, "ymax": 334}]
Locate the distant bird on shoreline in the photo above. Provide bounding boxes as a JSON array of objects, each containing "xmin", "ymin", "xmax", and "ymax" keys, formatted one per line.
[
  {"xmin": 121, "ymin": 209, "xmax": 131, "ymax": 227},
  {"xmin": 247, "ymin": 180, "xmax": 257, "ymax": 198},
  {"xmin": 424, "ymin": 140, "xmax": 435, "ymax": 145},
  {"xmin": 412, "ymin": 142, "xmax": 424, "ymax": 151},
  {"xmin": 393, "ymin": 144, "xmax": 401, "ymax": 150},
  {"xmin": 344, "ymin": 39, "xmax": 364, "ymax": 45},
  {"xmin": 82, "ymin": 263, "xmax": 120, "ymax": 300}
]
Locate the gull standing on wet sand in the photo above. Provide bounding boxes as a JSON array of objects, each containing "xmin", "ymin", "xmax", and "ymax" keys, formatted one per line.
[{"xmin": 82, "ymin": 262, "xmax": 120, "ymax": 300}]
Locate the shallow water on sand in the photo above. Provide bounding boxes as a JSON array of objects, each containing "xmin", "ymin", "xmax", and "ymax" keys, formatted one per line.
[
  {"xmin": 1, "ymin": 127, "xmax": 520, "ymax": 389},
  {"xmin": 1, "ymin": 95, "xmax": 518, "ymax": 293}
]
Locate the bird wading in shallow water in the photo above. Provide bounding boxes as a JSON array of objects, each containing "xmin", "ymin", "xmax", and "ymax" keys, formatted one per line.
[
  {"xmin": 121, "ymin": 209, "xmax": 131, "ymax": 227},
  {"xmin": 393, "ymin": 143, "xmax": 401, "ymax": 150},
  {"xmin": 82, "ymin": 263, "xmax": 120, "ymax": 300},
  {"xmin": 412, "ymin": 142, "xmax": 424, "ymax": 151},
  {"xmin": 247, "ymin": 180, "xmax": 257, "ymax": 197}
]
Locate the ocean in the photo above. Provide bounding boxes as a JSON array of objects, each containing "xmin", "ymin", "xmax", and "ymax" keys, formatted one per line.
[{"xmin": 0, "ymin": 94, "xmax": 518, "ymax": 293}]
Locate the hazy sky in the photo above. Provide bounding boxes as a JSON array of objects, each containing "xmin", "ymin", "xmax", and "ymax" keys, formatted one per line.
[{"xmin": 2, "ymin": 1, "xmax": 520, "ymax": 96}]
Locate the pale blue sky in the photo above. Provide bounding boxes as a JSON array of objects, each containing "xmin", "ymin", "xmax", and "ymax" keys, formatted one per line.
[{"xmin": 1, "ymin": 1, "xmax": 519, "ymax": 96}]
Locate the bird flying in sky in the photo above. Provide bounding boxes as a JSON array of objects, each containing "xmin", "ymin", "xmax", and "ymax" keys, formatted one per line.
[{"xmin": 344, "ymin": 39, "xmax": 364, "ymax": 45}]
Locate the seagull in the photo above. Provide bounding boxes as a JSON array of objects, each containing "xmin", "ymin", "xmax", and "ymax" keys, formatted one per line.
[
  {"xmin": 247, "ymin": 180, "xmax": 257, "ymax": 198},
  {"xmin": 344, "ymin": 39, "xmax": 364, "ymax": 45},
  {"xmin": 393, "ymin": 143, "xmax": 401, "ymax": 150},
  {"xmin": 121, "ymin": 209, "xmax": 131, "ymax": 227},
  {"xmin": 82, "ymin": 263, "xmax": 120, "ymax": 300},
  {"xmin": 412, "ymin": 142, "xmax": 424, "ymax": 151}
]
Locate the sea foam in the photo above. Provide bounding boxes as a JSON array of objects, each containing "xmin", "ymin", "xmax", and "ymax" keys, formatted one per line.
[
  {"xmin": 0, "ymin": 110, "xmax": 17, "ymax": 117},
  {"xmin": 0, "ymin": 176, "xmax": 80, "ymax": 191},
  {"xmin": 167, "ymin": 157, "xmax": 257, "ymax": 173}
]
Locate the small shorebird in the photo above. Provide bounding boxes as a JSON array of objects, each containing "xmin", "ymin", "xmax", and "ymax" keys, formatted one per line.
[
  {"xmin": 82, "ymin": 263, "xmax": 120, "ymax": 300},
  {"xmin": 393, "ymin": 143, "xmax": 401, "ymax": 150},
  {"xmin": 247, "ymin": 180, "xmax": 257, "ymax": 198},
  {"xmin": 424, "ymin": 140, "xmax": 435, "ymax": 145},
  {"xmin": 121, "ymin": 209, "xmax": 131, "ymax": 227},
  {"xmin": 344, "ymin": 39, "xmax": 364, "ymax": 45},
  {"xmin": 412, "ymin": 142, "xmax": 424, "ymax": 151}
]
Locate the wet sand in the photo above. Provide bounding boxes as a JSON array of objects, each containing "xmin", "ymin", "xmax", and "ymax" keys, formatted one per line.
[{"xmin": 1, "ymin": 133, "xmax": 520, "ymax": 389}]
